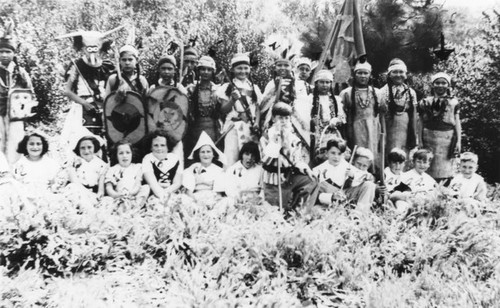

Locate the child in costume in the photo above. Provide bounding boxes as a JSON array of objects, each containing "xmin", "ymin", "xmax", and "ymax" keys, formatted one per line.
[
  {"xmin": 185, "ymin": 56, "xmax": 221, "ymax": 157},
  {"xmin": 105, "ymin": 45, "xmax": 148, "ymax": 98},
  {"xmin": 216, "ymin": 52, "xmax": 262, "ymax": 167},
  {"xmin": 310, "ymin": 70, "xmax": 346, "ymax": 164},
  {"xmin": 181, "ymin": 45, "xmax": 199, "ymax": 87},
  {"xmin": 380, "ymin": 59, "xmax": 418, "ymax": 154},
  {"xmin": 67, "ymin": 135, "xmax": 108, "ymax": 197},
  {"xmin": 12, "ymin": 132, "xmax": 60, "ymax": 193},
  {"xmin": 260, "ymin": 102, "xmax": 318, "ymax": 212},
  {"xmin": 183, "ymin": 131, "xmax": 225, "ymax": 200},
  {"xmin": 314, "ymin": 140, "xmax": 376, "ymax": 212},
  {"xmin": 142, "ymin": 130, "xmax": 182, "ymax": 202},
  {"xmin": 340, "ymin": 61, "xmax": 381, "ymax": 169},
  {"xmin": 0, "ymin": 20, "xmax": 35, "ymax": 163},
  {"xmin": 447, "ymin": 152, "xmax": 487, "ymax": 202},
  {"xmin": 149, "ymin": 55, "xmax": 187, "ymax": 95},
  {"xmin": 225, "ymin": 141, "xmax": 264, "ymax": 203},
  {"xmin": 418, "ymin": 72, "xmax": 461, "ymax": 182},
  {"xmin": 104, "ymin": 140, "xmax": 149, "ymax": 207}
]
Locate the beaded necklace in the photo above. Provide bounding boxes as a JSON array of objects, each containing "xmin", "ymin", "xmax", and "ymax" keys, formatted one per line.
[{"xmin": 355, "ymin": 87, "xmax": 372, "ymax": 109}]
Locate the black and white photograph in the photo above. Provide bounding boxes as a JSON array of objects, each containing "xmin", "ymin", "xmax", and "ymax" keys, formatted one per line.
[{"xmin": 1, "ymin": 0, "xmax": 500, "ymax": 306}]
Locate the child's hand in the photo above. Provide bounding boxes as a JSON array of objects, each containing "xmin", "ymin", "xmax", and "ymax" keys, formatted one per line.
[
  {"xmin": 231, "ymin": 89, "xmax": 241, "ymax": 101},
  {"xmin": 329, "ymin": 118, "xmax": 341, "ymax": 128},
  {"xmin": 345, "ymin": 168, "xmax": 355, "ymax": 179}
]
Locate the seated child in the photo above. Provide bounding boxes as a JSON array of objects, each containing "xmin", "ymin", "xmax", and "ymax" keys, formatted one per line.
[
  {"xmin": 183, "ymin": 131, "xmax": 226, "ymax": 200},
  {"xmin": 104, "ymin": 140, "xmax": 150, "ymax": 207},
  {"xmin": 314, "ymin": 142, "xmax": 376, "ymax": 212},
  {"xmin": 385, "ymin": 147, "xmax": 406, "ymax": 194},
  {"xmin": 393, "ymin": 148, "xmax": 437, "ymax": 211},
  {"xmin": 12, "ymin": 132, "xmax": 60, "ymax": 193},
  {"xmin": 67, "ymin": 136, "xmax": 108, "ymax": 197},
  {"xmin": 260, "ymin": 102, "xmax": 318, "ymax": 212},
  {"xmin": 448, "ymin": 152, "xmax": 487, "ymax": 202},
  {"xmin": 142, "ymin": 130, "xmax": 183, "ymax": 202},
  {"xmin": 225, "ymin": 141, "xmax": 264, "ymax": 203}
]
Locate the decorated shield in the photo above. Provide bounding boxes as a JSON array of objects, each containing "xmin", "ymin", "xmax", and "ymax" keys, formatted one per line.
[
  {"xmin": 147, "ymin": 86, "xmax": 189, "ymax": 143},
  {"xmin": 104, "ymin": 91, "xmax": 147, "ymax": 145},
  {"xmin": 8, "ymin": 88, "xmax": 38, "ymax": 121}
]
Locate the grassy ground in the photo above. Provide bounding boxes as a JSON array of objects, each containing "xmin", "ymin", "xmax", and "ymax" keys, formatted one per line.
[{"xmin": 2, "ymin": 187, "xmax": 500, "ymax": 307}]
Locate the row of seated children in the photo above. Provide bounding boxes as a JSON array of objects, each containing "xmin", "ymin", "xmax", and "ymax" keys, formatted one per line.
[
  {"xmin": 0, "ymin": 129, "xmax": 263, "ymax": 207},
  {"xmin": 0, "ymin": 128, "xmax": 487, "ymax": 210}
]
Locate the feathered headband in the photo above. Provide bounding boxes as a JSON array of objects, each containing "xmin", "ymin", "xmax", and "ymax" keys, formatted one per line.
[{"xmin": 0, "ymin": 18, "xmax": 16, "ymax": 51}]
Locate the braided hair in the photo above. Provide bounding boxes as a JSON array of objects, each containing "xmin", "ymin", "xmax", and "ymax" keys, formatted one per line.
[
  {"xmin": 311, "ymin": 83, "xmax": 339, "ymax": 125},
  {"xmin": 349, "ymin": 78, "xmax": 379, "ymax": 119}
]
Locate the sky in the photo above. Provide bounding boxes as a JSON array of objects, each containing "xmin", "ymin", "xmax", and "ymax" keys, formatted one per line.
[{"xmin": 441, "ymin": 0, "xmax": 499, "ymax": 11}]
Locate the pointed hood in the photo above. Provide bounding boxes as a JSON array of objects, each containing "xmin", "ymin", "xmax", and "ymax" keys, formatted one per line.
[{"xmin": 188, "ymin": 131, "xmax": 226, "ymax": 165}]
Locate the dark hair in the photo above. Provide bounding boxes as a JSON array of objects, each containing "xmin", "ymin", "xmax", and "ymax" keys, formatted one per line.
[
  {"xmin": 388, "ymin": 148, "xmax": 406, "ymax": 163},
  {"xmin": 17, "ymin": 133, "xmax": 49, "ymax": 156},
  {"xmin": 144, "ymin": 130, "xmax": 175, "ymax": 152},
  {"xmin": 325, "ymin": 138, "xmax": 347, "ymax": 153},
  {"xmin": 109, "ymin": 139, "xmax": 137, "ymax": 166},
  {"xmin": 238, "ymin": 141, "xmax": 261, "ymax": 163},
  {"xmin": 192, "ymin": 144, "xmax": 219, "ymax": 163},
  {"xmin": 73, "ymin": 136, "xmax": 101, "ymax": 156},
  {"xmin": 412, "ymin": 148, "xmax": 433, "ymax": 162}
]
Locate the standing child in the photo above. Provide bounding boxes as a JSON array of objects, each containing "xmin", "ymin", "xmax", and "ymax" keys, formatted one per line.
[
  {"xmin": 142, "ymin": 130, "xmax": 183, "ymax": 203},
  {"xmin": 0, "ymin": 21, "xmax": 34, "ymax": 163},
  {"xmin": 340, "ymin": 61, "xmax": 381, "ymax": 168},
  {"xmin": 105, "ymin": 45, "xmax": 148, "ymax": 98},
  {"xmin": 314, "ymin": 140, "xmax": 376, "ymax": 212},
  {"xmin": 149, "ymin": 55, "xmax": 187, "ymax": 95},
  {"xmin": 13, "ymin": 132, "xmax": 60, "ymax": 193},
  {"xmin": 67, "ymin": 135, "xmax": 108, "ymax": 197},
  {"xmin": 185, "ymin": 56, "xmax": 221, "ymax": 157},
  {"xmin": 104, "ymin": 140, "xmax": 149, "ymax": 207},
  {"xmin": 310, "ymin": 70, "xmax": 346, "ymax": 164},
  {"xmin": 216, "ymin": 52, "xmax": 262, "ymax": 167},
  {"xmin": 380, "ymin": 59, "xmax": 418, "ymax": 154},
  {"xmin": 448, "ymin": 152, "xmax": 487, "ymax": 202},
  {"xmin": 418, "ymin": 72, "xmax": 461, "ymax": 182}
]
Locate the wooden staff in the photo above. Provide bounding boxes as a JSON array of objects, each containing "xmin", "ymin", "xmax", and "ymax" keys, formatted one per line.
[
  {"xmin": 341, "ymin": 145, "xmax": 358, "ymax": 191},
  {"xmin": 379, "ymin": 110, "xmax": 387, "ymax": 204}
]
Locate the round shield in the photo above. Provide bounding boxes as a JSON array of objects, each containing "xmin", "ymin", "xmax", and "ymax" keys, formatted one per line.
[
  {"xmin": 104, "ymin": 91, "xmax": 147, "ymax": 145},
  {"xmin": 147, "ymin": 86, "xmax": 189, "ymax": 143}
]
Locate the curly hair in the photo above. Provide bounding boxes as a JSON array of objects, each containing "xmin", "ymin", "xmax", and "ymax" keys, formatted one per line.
[
  {"xmin": 17, "ymin": 133, "xmax": 49, "ymax": 156},
  {"xmin": 109, "ymin": 139, "xmax": 138, "ymax": 166}
]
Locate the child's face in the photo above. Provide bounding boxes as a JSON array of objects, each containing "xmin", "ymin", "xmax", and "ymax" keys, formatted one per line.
[
  {"xmin": 414, "ymin": 158, "xmax": 430, "ymax": 174},
  {"xmin": 117, "ymin": 144, "xmax": 132, "ymax": 167},
  {"xmin": 232, "ymin": 64, "xmax": 250, "ymax": 80},
  {"xmin": 389, "ymin": 69, "xmax": 406, "ymax": 85},
  {"xmin": 460, "ymin": 160, "xmax": 477, "ymax": 179},
  {"xmin": 199, "ymin": 145, "xmax": 214, "ymax": 166},
  {"xmin": 354, "ymin": 70, "xmax": 370, "ymax": 86},
  {"xmin": 433, "ymin": 78, "xmax": 449, "ymax": 96},
  {"xmin": 184, "ymin": 59, "xmax": 197, "ymax": 71},
  {"xmin": 275, "ymin": 62, "xmax": 291, "ymax": 77},
  {"xmin": 120, "ymin": 54, "xmax": 137, "ymax": 74},
  {"xmin": 354, "ymin": 156, "xmax": 371, "ymax": 172},
  {"xmin": 316, "ymin": 80, "xmax": 332, "ymax": 95},
  {"xmin": 273, "ymin": 114, "xmax": 291, "ymax": 129},
  {"xmin": 79, "ymin": 140, "xmax": 95, "ymax": 162},
  {"xmin": 159, "ymin": 63, "xmax": 176, "ymax": 81},
  {"xmin": 241, "ymin": 152, "xmax": 256, "ymax": 169},
  {"xmin": 199, "ymin": 67, "xmax": 213, "ymax": 81},
  {"xmin": 0, "ymin": 48, "xmax": 14, "ymax": 66},
  {"xmin": 389, "ymin": 161, "xmax": 405, "ymax": 175},
  {"xmin": 151, "ymin": 136, "xmax": 168, "ymax": 156},
  {"xmin": 326, "ymin": 146, "xmax": 343, "ymax": 166},
  {"xmin": 296, "ymin": 64, "xmax": 311, "ymax": 81},
  {"xmin": 27, "ymin": 136, "xmax": 43, "ymax": 159}
]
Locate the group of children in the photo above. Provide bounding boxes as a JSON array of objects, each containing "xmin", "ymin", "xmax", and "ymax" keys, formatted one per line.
[{"xmin": 0, "ymin": 29, "xmax": 488, "ymax": 212}]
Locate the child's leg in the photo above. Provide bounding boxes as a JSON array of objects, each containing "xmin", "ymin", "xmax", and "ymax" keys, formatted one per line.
[{"xmin": 345, "ymin": 181, "xmax": 376, "ymax": 212}]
